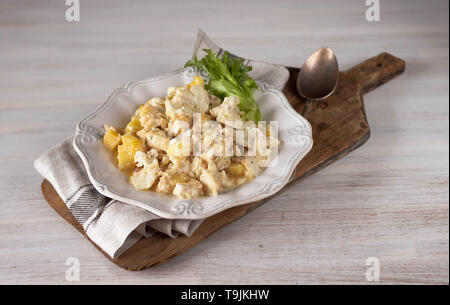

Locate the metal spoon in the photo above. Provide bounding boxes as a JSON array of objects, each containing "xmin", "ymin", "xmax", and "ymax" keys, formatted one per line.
[{"xmin": 296, "ymin": 47, "xmax": 339, "ymax": 115}]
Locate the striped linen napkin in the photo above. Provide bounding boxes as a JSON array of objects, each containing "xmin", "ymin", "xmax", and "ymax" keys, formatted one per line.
[{"xmin": 33, "ymin": 29, "xmax": 289, "ymax": 258}]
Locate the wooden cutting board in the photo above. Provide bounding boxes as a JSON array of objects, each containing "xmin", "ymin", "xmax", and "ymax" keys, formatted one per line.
[{"xmin": 41, "ymin": 52, "xmax": 405, "ymax": 271}]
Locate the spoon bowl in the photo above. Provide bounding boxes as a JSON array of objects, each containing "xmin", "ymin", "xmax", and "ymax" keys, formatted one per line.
[{"xmin": 297, "ymin": 47, "xmax": 339, "ymax": 100}]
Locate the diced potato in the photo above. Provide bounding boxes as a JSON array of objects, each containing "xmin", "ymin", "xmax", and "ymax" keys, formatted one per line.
[
  {"xmin": 121, "ymin": 134, "xmax": 144, "ymax": 147},
  {"xmin": 225, "ymin": 163, "xmax": 245, "ymax": 177},
  {"xmin": 117, "ymin": 134, "xmax": 145, "ymax": 171},
  {"xmin": 117, "ymin": 145, "xmax": 135, "ymax": 171},
  {"xmin": 103, "ymin": 129, "xmax": 121, "ymax": 151},
  {"xmin": 187, "ymin": 76, "xmax": 204, "ymax": 89},
  {"xmin": 125, "ymin": 116, "xmax": 142, "ymax": 134}
]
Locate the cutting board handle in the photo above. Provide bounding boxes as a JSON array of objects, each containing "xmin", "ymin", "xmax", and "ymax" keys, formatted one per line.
[{"xmin": 347, "ymin": 52, "xmax": 405, "ymax": 95}]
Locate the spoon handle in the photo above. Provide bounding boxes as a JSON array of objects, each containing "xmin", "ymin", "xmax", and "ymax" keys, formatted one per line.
[{"xmin": 301, "ymin": 98, "xmax": 313, "ymax": 116}]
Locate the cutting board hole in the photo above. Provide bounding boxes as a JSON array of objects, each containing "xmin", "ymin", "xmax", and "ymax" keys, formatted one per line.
[{"xmin": 376, "ymin": 62, "xmax": 383, "ymax": 67}]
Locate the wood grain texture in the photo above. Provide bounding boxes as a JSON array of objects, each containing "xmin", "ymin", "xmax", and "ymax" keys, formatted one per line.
[
  {"xmin": 40, "ymin": 53, "xmax": 406, "ymax": 271},
  {"xmin": 0, "ymin": 0, "xmax": 448, "ymax": 284}
]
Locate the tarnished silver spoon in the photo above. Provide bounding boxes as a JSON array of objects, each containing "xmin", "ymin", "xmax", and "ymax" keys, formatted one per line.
[{"xmin": 296, "ymin": 47, "xmax": 339, "ymax": 115}]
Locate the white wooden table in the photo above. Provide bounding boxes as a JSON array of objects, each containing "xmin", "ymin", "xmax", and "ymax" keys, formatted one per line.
[{"xmin": 0, "ymin": 0, "xmax": 448, "ymax": 284}]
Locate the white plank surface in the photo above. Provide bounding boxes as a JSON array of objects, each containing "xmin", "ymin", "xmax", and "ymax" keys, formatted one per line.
[{"xmin": 0, "ymin": 0, "xmax": 448, "ymax": 284}]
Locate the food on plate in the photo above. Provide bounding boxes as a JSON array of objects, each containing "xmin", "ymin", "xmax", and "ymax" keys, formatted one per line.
[{"xmin": 103, "ymin": 50, "xmax": 278, "ymax": 199}]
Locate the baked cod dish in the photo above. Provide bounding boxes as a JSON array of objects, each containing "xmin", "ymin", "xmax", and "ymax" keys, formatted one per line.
[{"xmin": 102, "ymin": 50, "xmax": 279, "ymax": 199}]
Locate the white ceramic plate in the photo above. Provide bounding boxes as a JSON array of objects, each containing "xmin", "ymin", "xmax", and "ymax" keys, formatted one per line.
[{"xmin": 73, "ymin": 68, "xmax": 313, "ymax": 219}]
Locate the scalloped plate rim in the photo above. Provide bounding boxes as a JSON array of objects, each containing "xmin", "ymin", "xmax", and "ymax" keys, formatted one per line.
[{"xmin": 73, "ymin": 68, "xmax": 313, "ymax": 220}]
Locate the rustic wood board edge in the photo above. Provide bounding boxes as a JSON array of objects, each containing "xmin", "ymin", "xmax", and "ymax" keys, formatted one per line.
[{"xmin": 40, "ymin": 52, "xmax": 405, "ymax": 271}]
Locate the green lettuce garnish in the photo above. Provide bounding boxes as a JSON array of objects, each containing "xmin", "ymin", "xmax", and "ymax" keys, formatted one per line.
[{"xmin": 184, "ymin": 49, "xmax": 260, "ymax": 122}]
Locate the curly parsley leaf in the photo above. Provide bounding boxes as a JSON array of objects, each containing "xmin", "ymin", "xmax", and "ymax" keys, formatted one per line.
[{"xmin": 184, "ymin": 49, "xmax": 260, "ymax": 121}]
